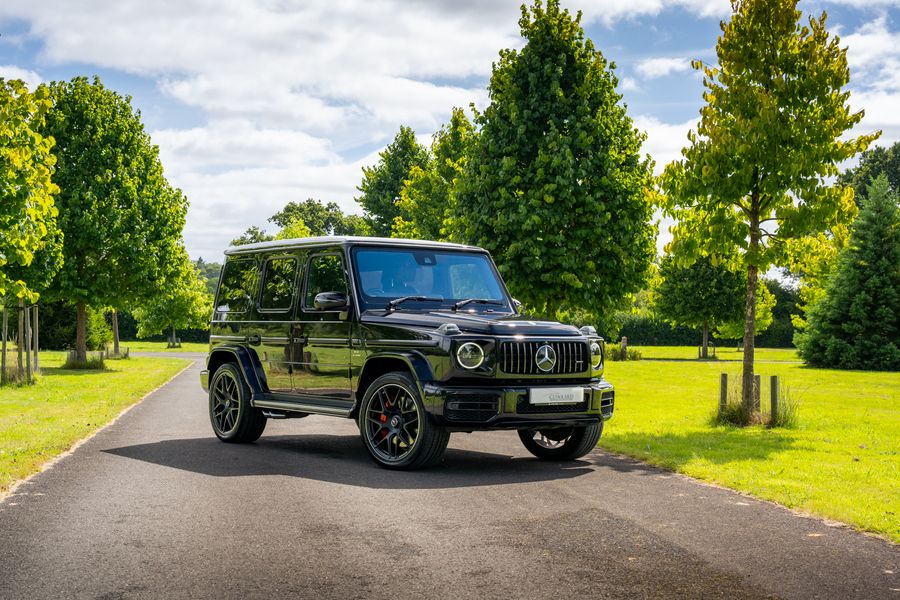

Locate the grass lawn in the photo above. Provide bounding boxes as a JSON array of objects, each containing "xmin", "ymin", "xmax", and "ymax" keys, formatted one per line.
[
  {"xmin": 0, "ymin": 351, "xmax": 190, "ymax": 496},
  {"xmin": 601, "ymin": 356, "xmax": 900, "ymax": 542},
  {"xmin": 121, "ymin": 340, "xmax": 209, "ymax": 353}
]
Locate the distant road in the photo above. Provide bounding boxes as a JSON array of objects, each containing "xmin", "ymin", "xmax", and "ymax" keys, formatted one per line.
[{"xmin": 0, "ymin": 356, "xmax": 896, "ymax": 599}]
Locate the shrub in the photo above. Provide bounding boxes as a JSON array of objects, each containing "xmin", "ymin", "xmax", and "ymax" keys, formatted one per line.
[
  {"xmin": 62, "ymin": 351, "xmax": 106, "ymax": 370},
  {"xmin": 606, "ymin": 343, "xmax": 642, "ymax": 361},
  {"xmin": 767, "ymin": 384, "xmax": 800, "ymax": 429}
]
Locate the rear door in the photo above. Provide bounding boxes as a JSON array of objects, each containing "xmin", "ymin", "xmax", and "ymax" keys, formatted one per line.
[
  {"xmin": 291, "ymin": 250, "xmax": 353, "ymax": 409},
  {"xmin": 254, "ymin": 254, "xmax": 299, "ymax": 394}
]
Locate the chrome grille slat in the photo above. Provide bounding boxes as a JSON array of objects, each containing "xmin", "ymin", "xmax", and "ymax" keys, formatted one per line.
[{"xmin": 499, "ymin": 340, "xmax": 589, "ymax": 375}]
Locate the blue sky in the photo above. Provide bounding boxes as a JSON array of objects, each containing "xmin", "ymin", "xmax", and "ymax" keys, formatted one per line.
[{"xmin": 1, "ymin": 0, "xmax": 897, "ymax": 260}]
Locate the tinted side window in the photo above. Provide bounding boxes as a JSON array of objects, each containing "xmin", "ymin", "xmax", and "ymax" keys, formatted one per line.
[
  {"xmin": 260, "ymin": 257, "xmax": 298, "ymax": 311},
  {"xmin": 305, "ymin": 255, "xmax": 348, "ymax": 308},
  {"xmin": 216, "ymin": 258, "xmax": 259, "ymax": 317}
]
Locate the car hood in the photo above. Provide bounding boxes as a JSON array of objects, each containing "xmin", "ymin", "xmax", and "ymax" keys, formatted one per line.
[{"xmin": 360, "ymin": 310, "xmax": 582, "ymax": 337}]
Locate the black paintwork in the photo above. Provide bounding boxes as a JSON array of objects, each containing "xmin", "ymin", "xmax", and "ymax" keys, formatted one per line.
[{"xmin": 201, "ymin": 236, "xmax": 614, "ymax": 431}]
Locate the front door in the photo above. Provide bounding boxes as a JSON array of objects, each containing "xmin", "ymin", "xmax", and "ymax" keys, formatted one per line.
[{"xmin": 291, "ymin": 251, "xmax": 352, "ymax": 409}]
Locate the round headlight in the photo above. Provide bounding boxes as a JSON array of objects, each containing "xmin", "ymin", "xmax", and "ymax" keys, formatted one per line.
[
  {"xmin": 590, "ymin": 341, "xmax": 603, "ymax": 370},
  {"xmin": 456, "ymin": 342, "xmax": 485, "ymax": 369}
]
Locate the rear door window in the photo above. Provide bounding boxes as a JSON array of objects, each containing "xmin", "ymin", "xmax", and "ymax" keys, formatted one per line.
[
  {"xmin": 259, "ymin": 257, "xmax": 298, "ymax": 312},
  {"xmin": 216, "ymin": 258, "xmax": 259, "ymax": 317}
]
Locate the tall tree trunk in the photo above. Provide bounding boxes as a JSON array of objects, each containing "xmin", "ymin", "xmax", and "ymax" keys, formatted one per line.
[
  {"xmin": 702, "ymin": 319, "xmax": 709, "ymax": 359},
  {"xmin": 112, "ymin": 309, "xmax": 120, "ymax": 356},
  {"xmin": 75, "ymin": 301, "xmax": 87, "ymax": 363},
  {"xmin": 742, "ymin": 196, "xmax": 761, "ymax": 413},
  {"xmin": 17, "ymin": 299, "xmax": 24, "ymax": 372},
  {"xmin": 1, "ymin": 307, "xmax": 7, "ymax": 384},
  {"xmin": 171, "ymin": 324, "xmax": 176, "ymax": 347},
  {"xmin": 32, "ymin": 305, "xmax": 39, "ymax": 371}
]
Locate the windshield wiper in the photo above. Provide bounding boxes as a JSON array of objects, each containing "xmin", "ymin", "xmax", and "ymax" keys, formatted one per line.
[
  {"xmin": 452, "ymin": 298, "xmax": 505, "ymax": 312},
  {"xmin": 387, "ymin": 296, "xmax": 443, "ymax": 312}
]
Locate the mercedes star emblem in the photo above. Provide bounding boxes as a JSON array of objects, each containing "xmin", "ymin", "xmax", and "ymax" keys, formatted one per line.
[{"xmin": 535, "ymin": 344, "xmax": 557, "ymax": 372}]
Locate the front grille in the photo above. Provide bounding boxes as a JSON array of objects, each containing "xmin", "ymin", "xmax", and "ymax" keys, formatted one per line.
[
  {"xmin": 499, "ymin": 340, "xmax": 588, "ymax": 375},
  {"xmin": 516, "ymin": 395, "xmax": 589, "ymax": 414},
  {"xmin": 445, "ymin": 394, "xmax": 500, "ymax": 422}
]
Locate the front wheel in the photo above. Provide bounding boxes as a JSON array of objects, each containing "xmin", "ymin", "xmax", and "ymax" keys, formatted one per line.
[
  {"xmin": 209, "ymin": 363, "xmax": 267, "ymax": 443},
  {"xmin": 359, "ymin": 372, "xmax": 449, "ymax": 470},
  {"xmin": 518, "ymin": 422, "xmax": 603, "ymax": 460}
]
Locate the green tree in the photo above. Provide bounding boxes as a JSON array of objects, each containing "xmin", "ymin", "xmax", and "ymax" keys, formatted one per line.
[
  {"xmin": 838, "ymin": 142, "xmax": 899, "ymax": 202},
  {"xmin": 658, "ymin": 0, "xmax": 877, "ymax": 410},
  {"xmin": 231, "ymin": 225, "xmax": 273, "ymax": 246},
  {"xmin": 275, "ymin": 217, "xmax": 311, "ymax": 240},
  {"xmin": 132, "ymin": 256, "xmax": 211, "ymax": 347},
  {"xmin": 656, "ymin": 255, "xmax": 746, "ymax": 357},
  {"xmin": 270, "ymin": 198, "xmax": 367, "ymax": 236},
  {"xmin": 356, "ymin": 126, "xmax": 430, "ymax": 236},
  {"xmin": 453, "ymin": 0, "xmax": 655, "ymax": 319},
  {"xmin": 797, "ymin": 176, "xmax": 899, "ymax": 370},
  {"xmin": 0, "ymin": 79, "xmax": 60, "ymax": 301},
  {"xmin": 392, "ymin": 108, "xmax": 475, "ymax": 240},
  {"xmin": 40, "ymin": 77, "xmax": 189, "ymax": 362},
  {"xmin": 194, "ymin": 258, "xmax": 222, "ymax": 296}
]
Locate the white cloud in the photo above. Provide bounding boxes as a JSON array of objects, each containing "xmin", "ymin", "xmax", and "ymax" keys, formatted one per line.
[
  {"xmin": 578, "ymin": 0, "xmax": 729, "ymax": 25},
  {"xmin": 620, "ymin": 76, "xmax": 640, "ymax": 92},
  {"xmin": 0, "ymin": 64, "xmax": 42, "ymax": 89},
  {"xmin": 635, "ymin": 57, "xmax": 692, "ymax": 79},
  {"xmin": 633, "ymin": 115, "xmax": 696, "ymax": 174}
]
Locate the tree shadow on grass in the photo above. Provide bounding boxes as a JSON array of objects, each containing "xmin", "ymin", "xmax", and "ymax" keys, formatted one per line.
[
  {"xmin": 598, "ymin": 427, "xmax": 800, "ymax": 472},
  {"xmin": 39, "ymin": 366, "xmax": 112, "ymax": 377}
]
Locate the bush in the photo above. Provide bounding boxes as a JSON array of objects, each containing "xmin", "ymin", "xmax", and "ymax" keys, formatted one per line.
[
  {"xmin": 606, "ymin": 343, "xmax": 642, "ymax": 361},
  {"xmin": 62, "ymin": 351, "xmax": 106, "ymax": 370},
  {"xmin": 712, "ymin": 376, "xmax": 800, "ymax": 428},
  {"xmin": 768, "ymin": 384, "xmax": 800, "ymax": 429},
  {"xmin": 86, "ymin": 306, "xmax": 112, "ymax": 351}
]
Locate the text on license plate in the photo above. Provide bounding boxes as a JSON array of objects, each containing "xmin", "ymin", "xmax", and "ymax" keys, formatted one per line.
[{"xmin": 529, "ymin": 387, "xmax": 584, "ymax": 405}]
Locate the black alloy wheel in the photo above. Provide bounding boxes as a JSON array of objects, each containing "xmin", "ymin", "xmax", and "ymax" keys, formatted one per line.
[
  {"xmin": 359, "ymin": 372, "xmax": 449, "ymax": 470},
  {"xmin": 518, "ymin": 421, "xmax": 603, "ymax": 460},
  {"xmin": 209, "ymin": 363, "xmax": 267, "ymax": 443}
]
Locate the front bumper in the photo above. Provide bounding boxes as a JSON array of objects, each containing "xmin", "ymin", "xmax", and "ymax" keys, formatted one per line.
[{"xmin": 422, "ymin": 380, "xmax": 614, "ymax": 430}]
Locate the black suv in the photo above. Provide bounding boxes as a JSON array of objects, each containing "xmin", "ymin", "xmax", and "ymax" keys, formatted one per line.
[{"xmin": 201, "ymin": 237, "xmax": 614, "ymax": 469}]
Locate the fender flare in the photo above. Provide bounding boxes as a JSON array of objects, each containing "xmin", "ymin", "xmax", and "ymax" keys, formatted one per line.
[{"xmin": 207, "ymin": 345, "xmax": 267, "ymax": 398}]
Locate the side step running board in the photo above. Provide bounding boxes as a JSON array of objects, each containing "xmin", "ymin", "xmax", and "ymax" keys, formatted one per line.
[{"xmin": 254, "ymin": 398, "xmax": 352, "ymax": 418}]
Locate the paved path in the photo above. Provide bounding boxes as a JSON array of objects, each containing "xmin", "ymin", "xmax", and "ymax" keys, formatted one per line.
[{"xmin": 1, "ymin": 357, "xmax": 896, "ymax": 599}]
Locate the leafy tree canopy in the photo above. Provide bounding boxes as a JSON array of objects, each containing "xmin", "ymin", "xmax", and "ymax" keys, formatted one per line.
[
  {"xmin": 657, "ymin": 0, "xmax": 877, "ymax": 406},
  {"xmin": 133, "ymin": 251, "xmax": 211, "ymax": 342},
  {"xmin": 356, "ymin": 125, "xmax": 430, "ymax": 237},
  {"xmin": 275, "ymin": 217, "xmax": 311, "ymax": 240},
  {"xmin": 231, "ymin": 225, "xmax": 273, "ymax": 246},
  {"xmin": 453, "ymin": 0, "xmax": 656, "ymax": 319},
  {"xmin": 0, "ymin": 79, "xmax": 60, "ymax": 301},
  {"xmin": 797, "ymin": 175, "xmax": 899, "ymax": 370},
  {"xmin": 392, "ymin": 108, "xmax": 475, "ymax": 240},
  {"xmin": 194, "ymin": 257, "xmax": 222, "ymax": 296},
  {"xmin": 270, "ymin": 198, "xmax": 369, "ymax": 236},
  {"xmin": 838, "ymin": 142, "xmax": 899, "ymax": 204},
  {"xmin": 39, "ymin": 76, "xmax": 188, "ymax": 358}
]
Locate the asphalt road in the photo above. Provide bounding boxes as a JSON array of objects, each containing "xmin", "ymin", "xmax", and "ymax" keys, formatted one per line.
[{"xmin": 1, "ymin": 356, "xmax": 897, "ymax": 599}]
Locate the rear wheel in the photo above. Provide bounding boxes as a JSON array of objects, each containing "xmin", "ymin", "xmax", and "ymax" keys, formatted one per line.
[
  {"xmin": 518, "ymin": 422, "xmax": 602, "ymax": 460},
  {"xmin": 359, "ymin": 372, "xmax": 449, "ymax": 470},
  {"xmin": 209, "ymin": 363, "xmax": 267, "ymax": 443}
]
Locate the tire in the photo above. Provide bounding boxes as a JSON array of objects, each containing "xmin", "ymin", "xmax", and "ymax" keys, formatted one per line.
[
  {"xmin": 358, "ymin": 372, "xmax": 449, "ymax": 470},
  {"xmin": 518, "ymin": 421, "xmax": 603, "ymax": 461},
  {"xmin": 209, "ymin": 362, "xmax": 267, "ymax": 443}
]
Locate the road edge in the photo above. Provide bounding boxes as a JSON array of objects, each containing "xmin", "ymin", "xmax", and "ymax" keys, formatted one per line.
[{"xmin": 0, "ymin": 358, "xmax": 196, "ymax": 504}]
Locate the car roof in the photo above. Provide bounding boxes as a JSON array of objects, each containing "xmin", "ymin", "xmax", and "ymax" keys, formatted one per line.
[{"xmin": 224, "ymin": 236, "xmax": 484, "ymax": 256}]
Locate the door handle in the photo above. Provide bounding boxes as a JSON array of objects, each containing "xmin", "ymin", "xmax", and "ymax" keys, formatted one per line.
[
  {"xmin": 246, "ymin": 334, "xmax": 261, "ymax": 346},
  {"xmin": 292, "ymin": 336, "xmax": 308, "ymax": 345}
]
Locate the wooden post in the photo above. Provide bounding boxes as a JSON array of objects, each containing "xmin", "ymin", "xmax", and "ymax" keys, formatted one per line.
[
  {"xmin": 17, "ymin": 299, "xmax": 24, "ymax": 373},
  {"xmin": 620, "ymin": 336, "xmax": 628, "ymax": 361},
  {"xmin": 719, "ymin": 373, "xmax": 728, "ymax": 414},
  {"xmin": 32, "ymin": 304, "xmax": 39, "ymax": 372},
  {"xmin": 24, "ymin": 305, "xmax": 32, "ymax": 383},
  {"xmin": 1, "ymin": 307, "xmax": 7, "ymax": 385},
  {"xmin": 753, "ymin": 374, "xmax": 761, "ymax": 412},
  {"xmin": 770, "ymin": 375, "xmax": 779, "ymax": 419}
]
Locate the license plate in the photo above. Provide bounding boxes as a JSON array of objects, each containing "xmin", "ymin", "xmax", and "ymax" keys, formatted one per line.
[{"xmin": 529, "ymin": 387, "xmax": 584, "ymax": 405}]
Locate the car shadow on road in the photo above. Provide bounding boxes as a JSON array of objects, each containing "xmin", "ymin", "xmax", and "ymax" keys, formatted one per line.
[{"xmin": 104, "ymin": 434, "xmax": 607, "ymax": 489}]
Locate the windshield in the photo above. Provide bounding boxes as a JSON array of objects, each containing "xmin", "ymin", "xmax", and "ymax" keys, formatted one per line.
[{"xmin": 352, "ymin": 247, "xmax": 511, "ymax": 312}]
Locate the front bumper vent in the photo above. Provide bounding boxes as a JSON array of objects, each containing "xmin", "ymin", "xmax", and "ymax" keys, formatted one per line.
[{"xmin": 445, "ymin": 395, "xmax": 500, "ymax": 422}]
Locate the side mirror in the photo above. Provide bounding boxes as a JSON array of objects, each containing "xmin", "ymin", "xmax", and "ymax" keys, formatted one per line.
[{"xmin": 314, "ymin": 291, "xmax": 349, "ymax": 311}]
